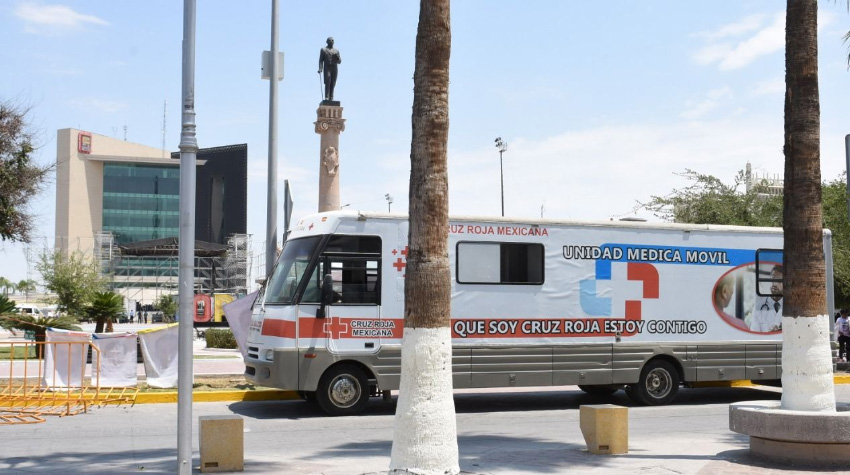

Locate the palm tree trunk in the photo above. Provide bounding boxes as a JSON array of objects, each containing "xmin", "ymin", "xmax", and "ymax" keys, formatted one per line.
[
  {"xmin": 389, "ymin": 0, "xmax": 458, "ymax": 473},
  {"xmin": 781, "ymin": 0, "xmax": 836, "ymax": 412}
]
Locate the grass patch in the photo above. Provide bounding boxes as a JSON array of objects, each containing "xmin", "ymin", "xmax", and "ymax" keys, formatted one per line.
[{"xmin": 0, "ymin": 345, "xmax": 36, "ymax": 360}]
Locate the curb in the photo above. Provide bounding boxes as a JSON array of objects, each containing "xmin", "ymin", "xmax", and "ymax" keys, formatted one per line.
[
  {"xmin": 129, "ymin": 375, "xmax": 850, "ymax": 404},
  {"xmin": 691, "ymin": 374, "xmax": 850, "ymax": 388},
  {"xmin": 134, "ymin": 389, "xmax": 300, "ymax": 404}
]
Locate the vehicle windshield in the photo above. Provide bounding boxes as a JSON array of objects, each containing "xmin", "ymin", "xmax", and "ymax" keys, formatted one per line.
[{"xmin": 264, "ymin": 236, "xmax": 321, "ymax": 304}]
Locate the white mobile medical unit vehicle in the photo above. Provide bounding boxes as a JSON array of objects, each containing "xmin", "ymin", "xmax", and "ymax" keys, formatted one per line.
[{"xmin": 244, "ymin": 211, "xmax": 834, "ymax": 416}]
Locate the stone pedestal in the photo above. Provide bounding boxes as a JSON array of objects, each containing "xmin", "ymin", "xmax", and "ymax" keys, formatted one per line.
[
  {"xmin": 729, "ymin": 401, "xmax": 850, "ymax": 467},
  {"xmin": 314, "ymin": 104, "xmax": 346, "ymax": 212},
  {"xmin": 580, "ymin": 404, "xmax": 629, "ymax": 454},
  {"xmin": 199, "ymin": 415, "xmax": 244, "ymax": 472}
]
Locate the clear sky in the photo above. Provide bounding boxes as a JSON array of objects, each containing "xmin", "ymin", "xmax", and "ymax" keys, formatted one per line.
[{"xmin": 1, "ymin": 1, "xmax": 849, "ymax": 290}]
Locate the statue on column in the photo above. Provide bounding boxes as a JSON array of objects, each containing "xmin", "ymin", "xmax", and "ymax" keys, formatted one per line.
[{"xmin": 318, "ymin": 37, "xmax": 342, "ymax": 102}]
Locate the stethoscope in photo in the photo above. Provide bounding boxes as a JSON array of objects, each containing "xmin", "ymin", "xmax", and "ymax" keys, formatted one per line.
[{"xmin": 759, "ymin": 298, "xmax": 780, "ymax": 311}]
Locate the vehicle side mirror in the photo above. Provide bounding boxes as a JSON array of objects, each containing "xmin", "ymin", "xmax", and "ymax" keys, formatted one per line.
[{"xmin": 317, "ymin": 274, "xmax": 334, "ymax": 318}]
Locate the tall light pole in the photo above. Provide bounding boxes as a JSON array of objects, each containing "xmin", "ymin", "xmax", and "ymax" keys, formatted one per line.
[
  {"xmin": 385, "ymin": 193, "xmax": 393, "ymax": 212},
  {"xmin": 495, "ymin": 137, "xmax": 507, "ymax": 217},
  {"xmin": 177, "ymin": 1, "xmax": 197, "ymax": 473},
  {"xmin": 265, "ymin": 0, "xmax": 282, "ymax": 279}
]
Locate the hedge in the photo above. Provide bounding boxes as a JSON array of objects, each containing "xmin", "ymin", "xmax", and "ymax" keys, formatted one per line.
[{"xmin": 205, "ymin": 328, "xmax": 237, "ymax": 349}]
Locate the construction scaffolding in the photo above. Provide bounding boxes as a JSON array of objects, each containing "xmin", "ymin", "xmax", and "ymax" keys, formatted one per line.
[{"xmin": 104, "ymin": 233, "xmax": 253, "ymax": 305}]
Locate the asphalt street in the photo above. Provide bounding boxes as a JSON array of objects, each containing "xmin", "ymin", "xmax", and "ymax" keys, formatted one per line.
[{"xmin": 2, "ymin": 384, "xmax": 849, "ymax": 474}]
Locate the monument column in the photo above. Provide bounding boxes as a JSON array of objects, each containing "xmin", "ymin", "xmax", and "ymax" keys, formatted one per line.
[{"xmin": 314, "ymin": 103, "xmax": 345, "ymax": 212}]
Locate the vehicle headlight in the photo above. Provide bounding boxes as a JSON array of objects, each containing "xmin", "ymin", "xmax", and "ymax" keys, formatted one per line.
[{"xmin": 264, "ymin": 349, "xmax": 274, "ymax": 361}]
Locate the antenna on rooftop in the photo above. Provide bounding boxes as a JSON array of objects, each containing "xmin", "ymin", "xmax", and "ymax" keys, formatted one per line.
[
  {"xmin": 162, "ymin": 100, "xmax": 168, "ymax": 158},
  {"xmin": 123, "ymin": 125, "xmax": 127, "ymax": 141}
]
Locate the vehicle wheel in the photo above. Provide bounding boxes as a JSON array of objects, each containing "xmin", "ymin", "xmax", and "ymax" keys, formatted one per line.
[
  {"xmin": 316, "ymin": 364, "xmax": 369, "ymax": 416},
  {"xmin": 578, "ymin": 384, "xmax": 619, "ymax": 396},
  {"xmin": 630, "ymin": 359, "xmax": 679, "ymax": 405}
]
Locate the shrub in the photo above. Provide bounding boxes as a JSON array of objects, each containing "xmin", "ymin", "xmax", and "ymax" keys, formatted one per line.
[{"xmin": 205, "ymin": 328, "xmax": 237, "ymax": 349}]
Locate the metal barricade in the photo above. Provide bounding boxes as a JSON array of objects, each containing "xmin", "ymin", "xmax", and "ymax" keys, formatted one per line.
[{"xmin": 0, "ymin": 340, "xmax": 138, "ymax": 425}]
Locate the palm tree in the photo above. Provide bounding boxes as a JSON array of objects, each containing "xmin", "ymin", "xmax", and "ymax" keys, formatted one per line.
[
  {"xmin": 86, "ymin": 291, "xmax": 123, "ymax": 334},
  {"xmin": 780, "ymin": 0, "xmax": 836, "ymax": 411},
  {"xmin": 0, "ymin": 277, "xmax": 12, "ymax": 296},
  {"xmin": 16, "ymin": 279, "xmax": 36, "ymax": 300},
  {"xmin": 0, "ymin": 294, "xmax": 81, "ymax": 358},
  {"xmin": 389, "ymin": 1, "xmax": 459, "ymax": 473}
]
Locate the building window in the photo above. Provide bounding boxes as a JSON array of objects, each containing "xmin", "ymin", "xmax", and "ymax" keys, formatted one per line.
[{"xmin": 457, "ymin": 241, "xmax": 544, "ymax": 284}]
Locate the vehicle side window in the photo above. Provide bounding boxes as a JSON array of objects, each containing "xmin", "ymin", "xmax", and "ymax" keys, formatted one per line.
[
  {"xmin": 755, "ymin": 249, "xmax": 783, "ymax": 297},
  {"xmin": 299, "ymin": 235, "xmax": 381, "ymax": 305},
  {"xmin": 456, "ymin": 241, "xmax": 544, "ymax": 284}
]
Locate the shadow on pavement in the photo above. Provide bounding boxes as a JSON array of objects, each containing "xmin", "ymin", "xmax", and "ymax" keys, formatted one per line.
[{"xmin": 229, "ymin": 385, "xmax": 782, "ymax": 420}]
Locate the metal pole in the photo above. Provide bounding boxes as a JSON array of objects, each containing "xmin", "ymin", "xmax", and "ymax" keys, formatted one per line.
[
  {"xmin": 177, "ymin": 0, "xmax": 197, "ymax": 473},
  {"xmin": 266, "ymin": 0, "xmax": 280, "ymax": 278},
  {"xmin": 845, "ymin": 134, "xmax": 850, "ymax": 222},
  {"xmin": 499, "ymin": 149, "xmax": 504, "ymax": 217}
]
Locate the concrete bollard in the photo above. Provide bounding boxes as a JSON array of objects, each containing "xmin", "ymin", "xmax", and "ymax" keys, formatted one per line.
[
  {"xmin": 199, "ymin": 415, "xmax": 244, "ymax": 473},
  {"xmin": 579, "ymin": 404, "xmax": 628, "ymax": 455}
]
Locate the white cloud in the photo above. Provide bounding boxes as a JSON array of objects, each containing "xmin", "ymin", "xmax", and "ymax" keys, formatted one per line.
[
  {"xmin": 693, "ymin": 12, "xmax": 784, "ymax": 71},
  {"xmin": 15, "ymin": 2, "xmax": 108, "ymax": 33},
  {"xmin": 680, "ymin": 87, "xmax": 733, "ymax": 120},
  {"xmin": 446, "ymin": 117, "xmax": 787, "ymax": 222},
  {"xmin": 68, "ymin": 98, "xmax": 127, "ymax": 113},
  {"xmin": 693, "ymin": 14, "xmax": 766, "ymax": 41},
  {"xmin": 752, "ymin": 77, "xmax": 784, "ymax": 96}
]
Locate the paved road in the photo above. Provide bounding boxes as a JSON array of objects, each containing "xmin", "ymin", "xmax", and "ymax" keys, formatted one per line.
[{"xmin": 1, "ymin": 384, "xmax": 849, "ymax": 474}]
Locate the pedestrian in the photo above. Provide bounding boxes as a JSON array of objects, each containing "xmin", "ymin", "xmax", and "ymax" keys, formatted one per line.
[
  {"xmin": 143, "ymin": 311, "xmax": 148, "ymax": 324},
  {"xmin": 837, "ymin": 309, "xmax": 850, "ymax": 362}
]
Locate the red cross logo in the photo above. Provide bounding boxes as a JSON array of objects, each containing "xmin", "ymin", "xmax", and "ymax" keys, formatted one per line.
[
  {"xmin": 322, "ymin": 317, "xmax": 349, "ymax": 339},
  {"xmin": 393, "ymin": 258, "xmax": 406, "ymax": 272}
]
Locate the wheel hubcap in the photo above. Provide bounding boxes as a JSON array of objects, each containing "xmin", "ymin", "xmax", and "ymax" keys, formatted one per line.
[
  {"xmin": 646, "ymin": 369, "xmax": 671, "ymax": 398},
  {"xmin": 329, "ymin": 375, "xmax": 360, "ymax": 408}
]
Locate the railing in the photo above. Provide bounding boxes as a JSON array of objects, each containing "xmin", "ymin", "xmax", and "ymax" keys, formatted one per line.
[{"xmin": 1, "ymin": 340, "xmax": 137, "ymax": 425}]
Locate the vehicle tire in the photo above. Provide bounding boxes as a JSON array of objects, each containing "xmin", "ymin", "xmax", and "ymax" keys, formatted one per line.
[
  {"xmin": 578, "ymin": 384, "xmax": 619, "ymax": 396},
  {"xmin": 629, "ymin": 359, "xmax": 680, "ymax": 406},
  {"xmin": 316, "ymin": 364, "xmax": 369, "ymax": 416}
]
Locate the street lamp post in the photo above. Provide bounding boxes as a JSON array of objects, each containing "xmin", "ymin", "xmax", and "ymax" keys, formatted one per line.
[
  {"xmin": 385, "ymin": 193, "xmax": 393, "ymax": 212},
  {"xmin": 495, "ymin": 137, "xmax": 508, "ymax": 217}
]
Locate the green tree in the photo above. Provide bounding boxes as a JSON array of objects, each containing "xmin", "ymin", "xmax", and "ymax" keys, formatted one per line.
[
  {"xmin": 156, "ymin": 293, "xmax": 177, "ymax": 323},
  {"xmin": 0, "ymin": 276, "xmax": 12, "ymax": 296},
  {"xmin": 0, "ymin": 99, "xmax": 51, "ymax": 243},
  {"xmin": 16, "ymin": 279, "xmax": 37, "ymax": 300},
  {"xmin": 642, "ymin": 170, "xmax": 850, "ymax": 311},
  {"xmin": 390, "ymin": 0, "xmax": 459, "ymax": 473},
  {"xmin": 86, "ymin": 291, "xmax": 123, "ymax": 334},
  {"xmin": 37, "ymin": 250, "xmax": 105, "ymax": 317},
  {"xmin": 641, "ymin": 169, "xmax": 783, "ymax": 226},
  {"xmin": 0, "ymin": 294, "xmax": 80, "ymax": 358}
]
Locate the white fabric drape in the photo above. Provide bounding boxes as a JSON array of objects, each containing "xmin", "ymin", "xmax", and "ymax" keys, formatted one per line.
[
  {"xmin": 43, "ymin": 329, "xmax": 90, "ymax": 389},
  {"xmin": 223, "ymin": 291, "xmax": 258, "ymax": 360},
  {"xmin": 91, "ymin": 332, "xmax": 138, "ymax": 387},
  {"xmin": 138, "ymin": 323, "xmax": 179, "ymax": 388}
]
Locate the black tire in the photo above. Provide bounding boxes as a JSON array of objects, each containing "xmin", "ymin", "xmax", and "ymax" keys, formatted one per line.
[
  {"xmin": 578, "ymin": 384, "xmax": 619, "ymax": 396},
  {"xmin": 316, "ymin": 364, "xmax": 369, "ymax": 416},
  {"xmin": 628, "ymin": 359, "xmax": 679, "ymax": 406}
]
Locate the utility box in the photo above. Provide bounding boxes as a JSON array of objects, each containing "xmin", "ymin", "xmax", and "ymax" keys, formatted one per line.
[
  {"xmin": 580, "ymin": 404, "xmax": 628, "ymax": 455},
  {"xmin": 199, "ymin": 415, "xmax": 244, "ymax": 472}
]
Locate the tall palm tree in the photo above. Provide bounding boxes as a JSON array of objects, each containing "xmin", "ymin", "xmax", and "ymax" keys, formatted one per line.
[
  {"xmin": 86, "ymin": 291, "xmax": 123, "ymax": 334},
  {"xmin": 0, "ymin": 277, "xmax": 12, "ymax": 296},
  {"xmin": 781, "ymin": 0, "xmax": 836, "ymax": 411},
  {"xmin": 389, "ymin": 0, "xmax": 459, "ymax": 473},
  {"xmin": 16, "ymin": 279, "xmax": 36, "ymax": 300}
]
